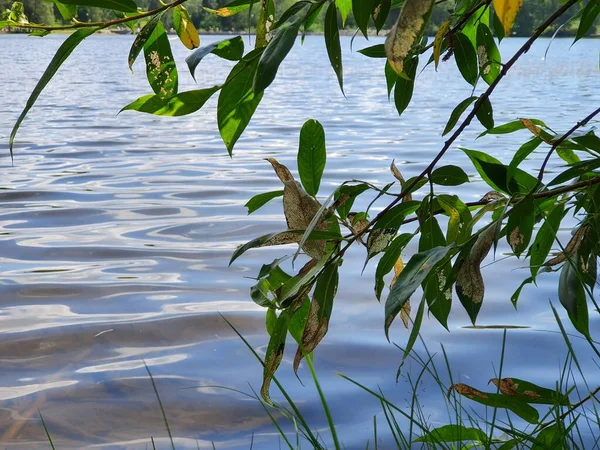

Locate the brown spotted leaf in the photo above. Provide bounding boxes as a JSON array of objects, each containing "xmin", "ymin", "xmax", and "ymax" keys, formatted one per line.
[
  {"xmin": 367, "ymin": 228, "xmax": 396, "ymax": 259},
  {"xmin": 267, "ymin": 158, "xmax": 329, "ymax": 260},
  {"xmin": 489, "ymin": 378, "xmax": 569, "ymax": 405},
  {"xmin": 546, "ymin": 225, "xmax": 589, "ymax": 267},
  {"xmin": 385, "ymin": 0, "xmax": 435, "ymax": 75},
  {"xmin": 455, "ymin": 224, "xmax": 495, "ymax": 324},
  {"xmin": 261, "ymin": 311, "xmax": 288, "ymax": 403},
  {"xmin": 293, "ymin": 264, "xmax": 338, "ymax": 372}
]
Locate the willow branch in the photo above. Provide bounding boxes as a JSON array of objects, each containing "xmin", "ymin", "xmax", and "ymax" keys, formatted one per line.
[{"xmin": 8, "ymin": 0, "xmax": 187, "ymax": 31}]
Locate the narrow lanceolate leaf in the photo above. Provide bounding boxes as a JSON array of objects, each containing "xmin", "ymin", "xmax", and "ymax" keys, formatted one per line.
[
  {"xmin": 433, "ymin": 19, "xmax": 451, "ymax": 70},
  {"xmin": 443, "ymin": 96, "xmax": 478, "ymax": 136},
  {"xmin": 47, "ymin": 0, "xmax": 77, "ymax": 20},
  {"xmin": 456, "ymin": 224, "xmax": 495, "ymax": 324},
  {"xmin": 375, "ymin": 233, "xmax": 413, "ymax": 300},
  {"xmin": 128, "ymin": 12, "xmax": 163, "ymax": 71},
  {"xmin": 476, "ymin": 23, "xmax": 501, "ymax": 85},
  {"xmin": 325, "ymin": 1, "xmax": 344, "ymax": 94},
  {"xmin": 256, "ymin": 0, "xmax": 275, "ymax": 48},
  {"xmin": 245, "ymin": 190, "xmax": 284, "ymax": 214},
  {"xmin": 529, "ymin": 204, "xmax": 564, "ymax": 277},
  {"xmin": 218, "ymin": 48, "xmax": 264, "ymax": 154},
  {"xmin": 173, "ymin": 5, "xmax": 199, "ymax": 50},
  {"xmin": 297, "ymin": 119, "xmax": 326, "ymax": 196},
  {"xmin": 506, "ymin": 197, "xmax": 534, "ymax": 257},
  {"xmin": 450, "ymin": 383, "xmax": 539, "ymax": 424},
  {"xmin": 372, "ymin": 0, "xmax": 391, "ymax": 33},
  {"xmin": 253, "ymin": 2, "xmax": 309, "ymax": 94},
  {"xmin": 120, "ymin": 86, "xmax": 220, "ymax": 116},
  {"xmin": 335, "ymin": 0, "xmax": 351, "ymax": 25},
  {"xmin": 293, "ymin": 264, "xmax": 338, "ymax": 372},
  {"xmin": 59, "ymin": 0, "xmax": 137, "ymax": 12},
  {"xmin": 261, "ymin": 311, "xmax": 288, "ymax": 403},
  {"xmin": 185, "ymin": 36, "xmax": 244, "ymax": 81},
  {"xmin": 493, "ymin": 0, "xmax": 524, "ymax": 36},
  {"xmin": 559, "ymin": 255, "xmax": 590, "ymax": 338},
  {"xmin": 453, "ymin": 32, "xmax": 478, "ymax": 86},
  {"xmin": 384, "ymin": 245, "xmax": 452, "ymax": 338},
  {"xmin": 9, "ymin": 27, "xmax": 96, "ymax": 158},
  {"xmin": 394, "ymin": 56, "xmax": 418, "ymax": 116},
  {"xmin": 576, "ymin": 0, "xmax": 600, "ymax": 42},
  {"xmin": 144, "ymin": 21, "xmax": 178, "ymax": 101},
  {"xmin": 385, "ymin": 0, "xmax": 434, "ymax": 75},
  {"xmin": 352, "ymin": 0, "xmax": 373, "ymax": 37}
]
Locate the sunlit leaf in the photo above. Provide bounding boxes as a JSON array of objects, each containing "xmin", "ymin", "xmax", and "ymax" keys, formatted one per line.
[
  {"xmin": 203, "ymin": 0, "xmax": 251, "ymax": 17},
  {"xmin": 335, "ymin": 0, "xmax": 351, "ymax": 25},
  {"xmin": 143, "ymin": 21, "xmax": 177, "ymax": 101},
  {"xmin": 173, "ymin": 5, "xmax": 199, "ymax": 50},
  {"xmin": 128, "ymin": 12, "xmax": 163, "ymax": 71},
  {"xmin": 256, "ymin": 0, "xmax": 275, "ymax": 48},
  {"xmin": 60, "ymin": 0, "xmax": 137, "ymax": 12},
  {"xmin": 476, "ymin": 23, "xmax": 501, "ymax": 85},
  {"xmin": 120, "ymin": 85, "xmax": 219, "ymax": 116},
  {"xmin": 493, "ymin": 0, "xmax": 524, "ymax": 36},
  {"xmin": 433, "ymin": 19, "xmax": 451, "ymax": 70}
]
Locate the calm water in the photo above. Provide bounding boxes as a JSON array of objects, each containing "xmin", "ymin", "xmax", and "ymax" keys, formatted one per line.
[{"xmin": 0, "ymin": 34, "xmax": 599, "ymax": 449}]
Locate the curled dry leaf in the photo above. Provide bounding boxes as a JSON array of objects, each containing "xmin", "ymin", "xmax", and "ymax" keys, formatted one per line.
[
  {"xmin": 490, "ymin": 377, "xmax": 519, "ymax": 396},
  {"xmin": 367, "ymin": 228, "xmax": 396, "ymax": 258},
  {"xmin": 390, "ymin": 160, "xmax": 412, "ymax": 202},
  {"xmin": 456, "ymin": 224, "xmax": 495, "ymax": 305},
  {"xmin": 267, "ymin": 158, "xmax": 328, "ymax": 260},
  {"xmin": 385, "ymin": 0, "xmax": 434, "ymax": 75},
  {"xmin": 449, "ymin": 383, "xmax": 489, "ymax": 400},
  {"xmin": 546, "ymin": 224, "xmax": 589, "ymax": 267}
]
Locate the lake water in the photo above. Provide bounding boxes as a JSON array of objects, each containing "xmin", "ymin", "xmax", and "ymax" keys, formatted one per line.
[{"xmin": 0, "ymin": 33, "xmax": 599, "ymax": 449}]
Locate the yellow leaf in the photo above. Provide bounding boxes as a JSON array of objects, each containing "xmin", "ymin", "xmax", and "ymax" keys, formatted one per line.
[
  {"xmin": 493, "ymin": 0, "xmax": 524, "ymax": 36},
  {"xmin": 174, "ymin": 5, "xmax": 199, "ymax": 50},
  {"xmin": 433, "ymin": 20, "xmax": 451, "ymax": 71}
]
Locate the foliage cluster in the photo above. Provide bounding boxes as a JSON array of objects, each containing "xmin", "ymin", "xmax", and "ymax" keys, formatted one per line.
[{"xmin": 4, "ymin": 0, "xmax": 600, "ymax": 447}]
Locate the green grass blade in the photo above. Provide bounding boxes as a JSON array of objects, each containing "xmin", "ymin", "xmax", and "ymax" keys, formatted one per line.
[{"xmin": 145, "ymin": 362, "xmax": 176, "ymax": 450}]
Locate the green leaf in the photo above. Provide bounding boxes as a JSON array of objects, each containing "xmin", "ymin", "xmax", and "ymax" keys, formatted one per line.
[
  {"xmin": 450, "ymin": 383, "xmax": 540, "ymax": 424},
  {"xmin": 443, "ymin": 96, "xmax": 477, "ymax": 136},
  {"xmin": 394, "ymin": 56, "xmax": 418, "ymax": 116},
  {"xmin": 325, "ymin": 1, "xmax": 344, "ymax": 94},
  {"xmin": 297, "ymin": 119, "xmax": 327, "ymax": 196},
  {"xmin": 185, "ymin": 36, "xmax": 244, "ymax": 82},
  {"xmin": 128, "ymin": 12, "xmax": 163, "ymax": 71},
  {"xmin": 462, "ymin": 148, "xmax": 538, "ymax": 194},
  {"xmin": 372, "ymin": 0, "xmax": 391, "ymax": 32},
  {"xmin": 266, "ymin": 307, "xmax": 277, "ymax": 335},
  {"xmin": 251, "ymin": 278, "xmax": 274, "ymax": 307},
  {"xmin": 476, "ymin": 22, "xmax": 501, "ymax": 85},
  {"xmin": 509, "ymin": 137, "xmax": 543, "ymax": 169},
  {"xmin": 478, "ymin": 118, "xmax": 547, "ymax": 137},
  {"xmin": 120, "ymin": 85, "xmax": 220, "ymax": 116},
  {"xmin": 288, "ymin": 297, "xmax": 310, "ymax": 344},
  {"xmin": 203, "ymin": 0, "xmax": 250, "ymax": 18},
  {"xmin": 375, "ymin": 233, "xmax": 413, "ymax": 300},
  {"xmin": 173, "ymin": 5, "xmax": 199, "ymax": 50},
  {"xmin": 9, "ymin": 27, "xmax": 96, "ymax": 158},
  {"xmin": 416, "ymin": 425, "xmax": 487, "ymax": 444},
  {"xmin": 548, "ymin": 158, "xmax": 600, "ymax": 187},
  {"xmin": 46, "ymin": 0, "xmax": 77, "ymax": 20},
  {"xmin": 143, "ymin": 21, "xmax": 178, "ymax": 101},
  {"xmin": 352, "ymin": 0, "xmax": 373, "ymax": 37},
  {"xmin": 573, "ymin": 131, "xmax": 600, "ymax": 152},
  {"xmin": 399, "ymin": 296, "xmax": 425, "ymax": 367},
  {"xmin": 261, "ymin": 311, "xmax": 288, "ymax": 403},
  {"xmin": 489, "ymin": 377, "xmax": 570, "ymax": 406},
  {"xmin": 385, "ymin": 61, "xmax": 397, "ymax": 99},
  {"xmin": 437, "ymin": 194, "xmax": 472, "ymax": 245},
  {"xmin": 505, "ymin": 197, "xmax": 535, "ymax": 257},
  {"xmin": 384, "ymin": 245, "xmax": 453, "ymax": 338},
  {"xmin": 59, "ymin": 0, "xmax": 137, "ymax": 12},
  {"xmin": 358, "ymin": 44, "xmax": 386, "ymax": 58},
  {"xmin": 373, "ymin": 201, "xmax": 420, "ymax": 230},
  {"xmin": 453, "ymin": 32, "xmax": 478, "ymax": 86},
  {"xmin": 218, "ymin": 48, "xmax": 264, "ymax": 154},
  {"xmin": 529, "ymin": 203, "xmax": 564, "ymax": 279},
  {"xmin": 335, "ymin": 183, "xmax": 370, "ymax": 219},
  {"xmin": 511, "ymin": 276, "xmax": 533, "ymax": 308},
  {"xmin": 475, "ymin": 96, "xmax": 494, "ymax": 130},
  {"xmin": 430, "ymin": 165, "xmax": 469, "ymax": 186},
  {"xmin": 335, "ymin": 0, "xmax": 351, "ymax": 25},
  {"xmin": 253, "ymin": 2, "xmax": 309, "ymax": 94},
  {"xmin": 245, "ymin": 190, "xmax": 284, "ymax": 214},
  {"xmin": 293, "ymin": 264, "xmax": 338, "ymax": 371},
  {"xmin": 419, "ymin": 216, "xmax": 451, "ymax": 328},
  {"xmin": 575, "ymin": 0, "xmax": 600, "ymax": 43},
  {"xmin": 559, "ymin": 255, "xmax": 590, "ymax": 338}
]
